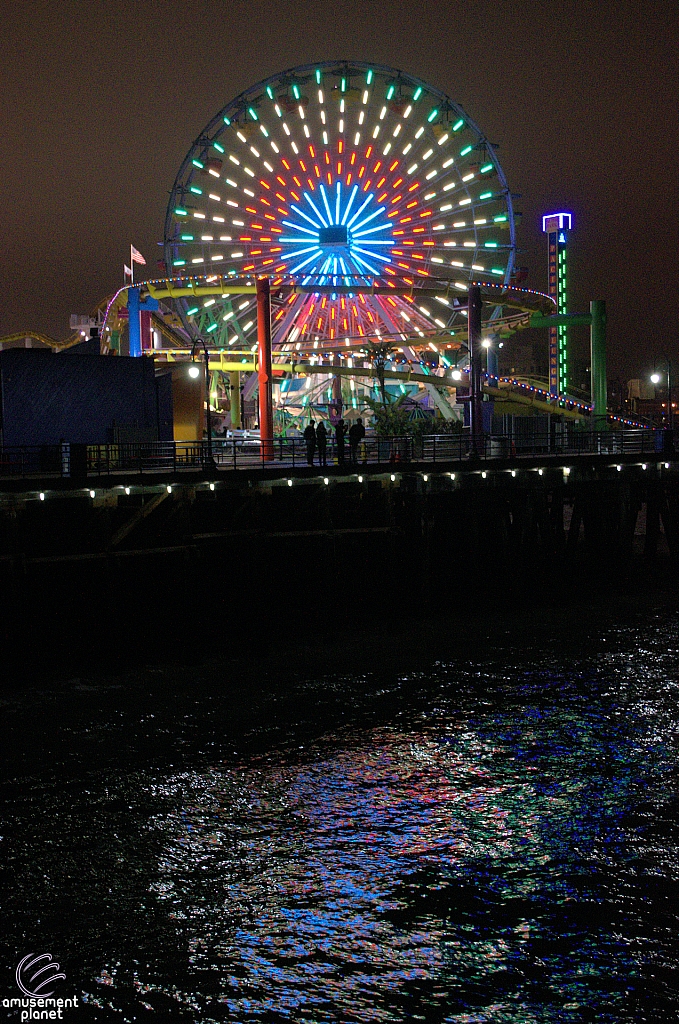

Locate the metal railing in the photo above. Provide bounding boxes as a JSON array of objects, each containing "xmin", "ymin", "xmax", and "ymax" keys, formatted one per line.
[{"xmin": 0, "ymin": 429, "xmax": 671, "ymax": 482}]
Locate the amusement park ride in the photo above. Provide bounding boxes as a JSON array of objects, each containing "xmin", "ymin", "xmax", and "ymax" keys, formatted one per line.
[{"xmin": 4, "ymin": 61, "xmax": 617, "ymax": 441}]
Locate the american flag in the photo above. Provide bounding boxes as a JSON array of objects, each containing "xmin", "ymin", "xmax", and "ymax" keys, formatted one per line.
[{"xmin": 130, "ymin": 245, "xmax": 146, "ymax": 266}]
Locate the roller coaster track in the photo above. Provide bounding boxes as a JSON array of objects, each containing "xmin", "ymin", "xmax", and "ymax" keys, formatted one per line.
[{"xmin": 1, "ymin": 277, "xmax": 620, "ymax": 423}]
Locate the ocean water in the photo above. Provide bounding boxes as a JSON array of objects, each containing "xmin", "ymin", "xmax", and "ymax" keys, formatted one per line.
[{"xmin": 1, "ymin": 613, "xmax": 678, "ymax": 1022}]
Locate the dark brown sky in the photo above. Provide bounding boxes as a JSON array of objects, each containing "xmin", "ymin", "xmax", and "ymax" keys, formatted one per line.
[{"xmin": 1, "ymin": 0, "xmax": 676, "ymax": 378}]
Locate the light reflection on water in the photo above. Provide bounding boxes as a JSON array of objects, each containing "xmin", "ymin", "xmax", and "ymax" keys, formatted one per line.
[{"xmin": 2, "ymin": 619, "xmax": 679, "ymax": 1021}]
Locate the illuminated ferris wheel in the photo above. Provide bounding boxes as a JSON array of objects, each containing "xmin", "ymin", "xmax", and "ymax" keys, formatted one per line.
[{"xmin": 164, "ymin": 61, "xmax": 516, "ymax": 355}]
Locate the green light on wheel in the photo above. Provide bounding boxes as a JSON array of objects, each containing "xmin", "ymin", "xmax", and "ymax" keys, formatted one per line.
[
  {"xmin": 386, "ymin": 84, "xmax": 395, "ymax": 100},
  {"xmin": 223, "ymin": 116, "xmax": 231, "ymax": 125},
  {"xmin": 453, "ymin": 119, "xmax": 464, "ymax": 131},
  {"xmin": 484, "ymin": 241, "xmax": 498, "ymax": 248},
  {"xmin": 427, "ymin": 108, "xmax": 439, "ymax": 122},
  {"xmin": 460, "ymin": 145, "xmax": 473, "ymax": 156},
  {"xmin": 173, "ymin": 259, "xmax": 186, "ymax": 266},
  {"xmin": 413, "ymin": 86, "xmax": 422, "ymax": 100},
  {"xmin": 248, "ymin": 106, "xmax": 259, "ymax": 120},
  {"xmin": 206, "ymin": 323, "xmax": 218, "ymax": 333},
  {"xmin": 190, "ymin": 186, "xmax": 202, "ymax": 195},
  {"xmin": 480, "ymin": 163, "xmax": 493, "ymax": 173},
  {"xmin": 479, "ymin": 191, "xmax": 492, "ymax": 200},
  {"xmin": 366, "ymin": 69, "xmax": 373, "ymax": 84},
  {"xmin": 292, "ymin": 84, "xmax": 301, "ymax": 99},
  {"xmin": 192, "ymin": 158, "xmax": 204, "ymax": 169},
  {"xmin": 493, "ymin": 215, "xmax": 507, "ymax": 222},
  {"xmin": 315, "ymin": 69, "xmax": 321, "ymax": 84},
  {"xmin": 213, "ymin": 141, "xmax": 224, "ymax": 153},
  {"xmin": 340, "ymin": 77, "xmax": 346, "ymax": 92},
  {"xmin": 491, "ymin": 268, "xmax": 503, "ymax": 275},
  {"xmin": 266, "ymin": 86, "xmax": 274, "ymax": 99},
  {"xmin": 175, "ymin": 208, "xmax": 188, "ymax": 217},
  {"xmin": 181, "ymin": 234, "xmax": 194, "ymax": 241},
  {"xmin": 186, "ymin": 306, "xmax": 199, "ymax": 315}
]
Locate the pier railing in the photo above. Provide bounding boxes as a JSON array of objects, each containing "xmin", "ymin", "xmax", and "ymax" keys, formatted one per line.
[{"xmin": 0, "ymin": 429, "xmax": 670, "ymax": 482}]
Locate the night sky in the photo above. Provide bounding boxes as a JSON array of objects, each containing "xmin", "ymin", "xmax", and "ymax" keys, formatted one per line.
[{"xmin": 1, "ymin": 0, "xmax": 676, "ymax": 379}]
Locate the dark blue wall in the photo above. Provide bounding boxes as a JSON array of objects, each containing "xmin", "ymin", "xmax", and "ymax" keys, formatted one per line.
[{"xmin": 0, "ymin": 350, "xmax": 173, "ymax": 445}]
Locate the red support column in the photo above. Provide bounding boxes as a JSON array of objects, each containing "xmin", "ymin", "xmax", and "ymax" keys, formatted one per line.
[
  {"xmin": 468, "ymin": 284, "xmax": 484, "ymax": 455},
  {"xmin": 256, "ymin": 277, "xmax": 274, "ymax": 460}
]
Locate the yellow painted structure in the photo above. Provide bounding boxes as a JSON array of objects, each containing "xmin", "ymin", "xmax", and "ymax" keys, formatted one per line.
[{"xmin": 171, "ymin": 365, "xmax": 204, "ymax": 441}]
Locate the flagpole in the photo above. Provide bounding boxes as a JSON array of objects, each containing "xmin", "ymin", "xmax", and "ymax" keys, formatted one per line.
[{"xmin": 130, "ymin": 245, "xmax": 134, "ymax": 285}]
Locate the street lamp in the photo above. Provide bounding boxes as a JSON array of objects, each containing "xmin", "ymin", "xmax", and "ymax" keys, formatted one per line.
[
  {"xmin": 482, "ymin": 335, "xmax": 499, "ymax": 380},
  {"xmin": 650, "ymin": 357, "xmax": 673, "ymax": 430},
  {"xmin": 190, "ymin": 339, "xmax": 215, "ymax": 469}
]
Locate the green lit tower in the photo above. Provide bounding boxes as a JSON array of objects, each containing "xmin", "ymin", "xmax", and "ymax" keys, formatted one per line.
[{"xmin": 542, "ymin": 212, "xmax": 572, "ymax": 397}]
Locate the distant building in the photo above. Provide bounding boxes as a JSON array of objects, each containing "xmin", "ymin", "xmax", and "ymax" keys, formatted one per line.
[{"xmin": 627, "ymin": 378, "xmax": 665, "ymax": 425}]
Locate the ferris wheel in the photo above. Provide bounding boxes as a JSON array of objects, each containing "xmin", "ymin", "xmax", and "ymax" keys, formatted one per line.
[{"xmin": 164, "ymin": 61, "xmax": 516, "ymax": 358}]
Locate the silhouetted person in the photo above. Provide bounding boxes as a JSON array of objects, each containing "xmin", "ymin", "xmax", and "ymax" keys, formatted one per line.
[
  {"xmin": 303, "ymin": 420, "xmax": 316, "ymax": 466},
  {"xmin": 349, "ymin": 417, "xmax": 365, "ymax": 464},
  {"xmin": 335, "ymin": 418, "xmax": 347, "ymax": 466},
  {"xmin": 316, "ymin": 421, "xmax": 328, "ymax": 467}
]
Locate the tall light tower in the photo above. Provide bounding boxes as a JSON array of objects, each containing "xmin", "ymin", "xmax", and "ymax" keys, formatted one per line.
[{"xmin": 542, "ymin": 212, "xmax": 572, "ymax": 398}]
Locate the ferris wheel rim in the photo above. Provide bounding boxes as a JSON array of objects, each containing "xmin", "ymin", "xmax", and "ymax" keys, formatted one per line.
[{"xmin": 163, "ymin": 60, "xmax": 517, "ymax": 352}]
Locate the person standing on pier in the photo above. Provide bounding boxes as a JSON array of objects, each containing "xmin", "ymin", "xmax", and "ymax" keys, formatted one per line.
[
  {"xmin": 303, "ymin": 420, "xmax": 317, "ymax": 466},
  {"xmin": 349, "ymin": 417, "xmax": 365, "ymax": 465},
  {"xmin": 335, "ymin": 418, "xmax": 347, "ymax": 467},
  {"xmin": 316, "ymin": 421, "xmax": 328, "ymax": 467}
]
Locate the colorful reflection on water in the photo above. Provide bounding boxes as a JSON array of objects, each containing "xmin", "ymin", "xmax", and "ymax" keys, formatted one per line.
[{"xmin": 2, "ymin": 617, "xmax": 679, "ymax": 1021}]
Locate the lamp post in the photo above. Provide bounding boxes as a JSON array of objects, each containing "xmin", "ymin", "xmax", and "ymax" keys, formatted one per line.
[
  {"xmin": 651, "ymin": 356, "xmax": 674, "ymax": 455},
  {"xmin": 650, "ymin": 356, "xmax": 673, "ymax": 430},
  {"xmin": 189, "ymin": 339, "xmax": 215, "ymax": 469}
]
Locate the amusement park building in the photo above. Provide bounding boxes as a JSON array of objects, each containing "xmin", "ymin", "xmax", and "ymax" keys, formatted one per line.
[{"xmin": 0, "ymin": 348, "xmax": 174, "ymax": 447}]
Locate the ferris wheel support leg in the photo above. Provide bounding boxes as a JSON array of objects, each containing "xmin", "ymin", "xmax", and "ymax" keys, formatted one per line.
[{"xmin": 257, "ymin": 277, "xmax": 274, "ymax": 460}]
